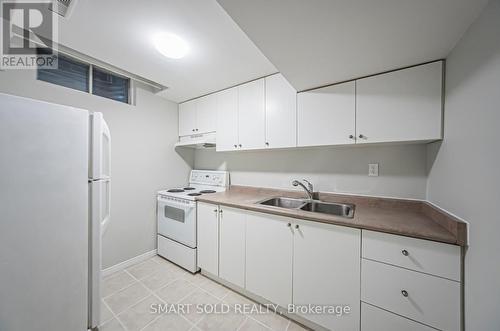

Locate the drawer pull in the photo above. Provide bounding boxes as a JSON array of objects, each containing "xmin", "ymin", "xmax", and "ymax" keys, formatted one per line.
[
  {"xmin": 287, "ymin": 223, "xmax": 292, "ymax": 227},
  {"xmin": 401, "ymin": 249, "xmax": 409, "ymax": 256},
  {"xmin": 401, "ymin": 289, "xmax": 409, "ymax": 297}
]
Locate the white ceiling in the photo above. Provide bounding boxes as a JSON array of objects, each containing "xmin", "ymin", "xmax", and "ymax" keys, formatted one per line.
[
  {"xmin": 217, "ymin": 0, "xmax": 488, "ymax": 92},
  {"xmin": 57, "ymin": 0, "xmax": 276, "ymax": 102}
]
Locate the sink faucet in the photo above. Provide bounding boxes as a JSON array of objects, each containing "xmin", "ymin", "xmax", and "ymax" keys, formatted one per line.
[{"xmin": 292, "ymin": 179, "xmax": 314, "ymax": 201}]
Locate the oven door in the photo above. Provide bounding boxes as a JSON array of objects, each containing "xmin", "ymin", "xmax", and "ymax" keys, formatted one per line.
[{"xmin": 157, "ymin": 196, "xmax": 197, "ymax": 248}]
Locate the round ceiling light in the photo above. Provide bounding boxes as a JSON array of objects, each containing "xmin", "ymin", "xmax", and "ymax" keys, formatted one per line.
[{"xmin": 153, "ymin": 33, "xmax": 189, "ymax": 59}]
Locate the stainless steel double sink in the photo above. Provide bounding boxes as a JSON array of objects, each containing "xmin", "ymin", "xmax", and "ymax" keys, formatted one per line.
[{"xmin": 257, "ymin": 197, "xmax": 355, "ymax": 218}]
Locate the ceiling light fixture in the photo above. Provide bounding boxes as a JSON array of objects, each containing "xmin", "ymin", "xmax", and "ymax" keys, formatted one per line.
[{"xmin": 153, "ymin": 33, "xmax": 189, "ymax": 59}]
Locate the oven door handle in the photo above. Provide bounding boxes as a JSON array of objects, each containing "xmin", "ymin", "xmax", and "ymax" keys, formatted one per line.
[{"xmin": 157, "ymin": 196, "xmax": 195, "ymax": 210}]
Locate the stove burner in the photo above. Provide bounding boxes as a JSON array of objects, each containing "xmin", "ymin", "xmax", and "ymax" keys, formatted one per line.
[
  {"xmin": 187, "ymin": 193, "xmax": 202, "ymax": 196},
  {"xmin": 184, "ymin": 187, "xmax": 196, "ymax": 190},
  {"xmin": 199, "ymin": 190, "xmax": 216, "ymax": 194},
  {"xmin": 167, "ymin": 189, "xmax": 184, "ymax": 193}
]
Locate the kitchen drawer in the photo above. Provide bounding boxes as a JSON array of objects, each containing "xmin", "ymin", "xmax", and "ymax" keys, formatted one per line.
[
  {"xmin": 362, "ymin": 230, "xmax": 461, "ymax": 281},
  {"xmin": 361, "ymin": 259, "xmax": 460, "ymax": 331},
  {"xmin": 361, "ymin": 303, "xmax": 436, "ymax": 331}
]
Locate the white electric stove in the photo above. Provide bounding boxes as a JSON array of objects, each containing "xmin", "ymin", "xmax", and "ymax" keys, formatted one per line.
[{"xmin": 157, "ymin": 170, "xmax": 229, "ymax": 272}]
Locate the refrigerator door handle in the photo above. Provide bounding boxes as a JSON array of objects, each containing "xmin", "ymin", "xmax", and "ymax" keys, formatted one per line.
[
  {"xmin": 90, "ymin": 112, "xmax": 111, "ymax": 180},
  {"xmin": 101, "ymin": 179, "xmax": 111, "ymax": 235},
  {"xmin": 89, "ymin": 178, "xmax": 110, "ymax": 329}
]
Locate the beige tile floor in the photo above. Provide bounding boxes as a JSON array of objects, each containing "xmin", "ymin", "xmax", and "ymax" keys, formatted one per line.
[{"xmin": 100, "ymin": 255, "xmax": 309, "ymax": 331}]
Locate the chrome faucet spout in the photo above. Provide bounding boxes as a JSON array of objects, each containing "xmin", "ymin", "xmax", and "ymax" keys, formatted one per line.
[{"xmin": 292, "ymin": 179, "xmax": 314, "ymax": 201}]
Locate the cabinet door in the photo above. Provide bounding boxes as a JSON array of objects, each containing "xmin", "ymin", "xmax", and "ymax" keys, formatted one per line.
[
  {"xmin": 178, "ymin": 100, "xmax": 197, "ymax": 136},
  {"xmin": 356, "ymin": 61, "xmax": 443, "ymax": 143},
  {"xmin": 361, "ymin": 303, "xmax": 435, "ymax": 331},
  {"xmin": 361, "ymin": 259, "xmax": 460, "ymax": 331},
  {"xmin": 265, "ymin": 74, "xmax": 297, "ymax": 148},
  {"xmin": 238, "ymin": 79, "xmax": 266, "ymax": 150},
  {"xmin": 216, "ymin": 87, "xmax": 239, "ymax": 151},
  {"xmin": 196, "ymin": 94, "xmax": 217, "ymax": 133},
  {"xmin": 246, "ymin": 212, "xmax": 292, "ymax": 308},
  {"xmin": 362, "ymin": 230, "xmax": 461, "ymax": 281},
  {"xmin": 196, "ymin": 202, "xmax": 219, "ymax": 275},
  {"xmin": 219, "ymin": 207, "xmax": 246, "ymax": 288},
  {"xmin": 297, "ymin": 81, "xmax": 356, "ymax": 146},
  {"xmin": 293, "ymin": 220, "xmax": 361, "ymax": 331}
]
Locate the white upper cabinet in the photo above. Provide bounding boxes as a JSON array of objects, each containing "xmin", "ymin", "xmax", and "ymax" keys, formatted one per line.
[
  {"xmin": 178, "ymin": 100, "xmax": 197, "ymax": 136},
  {"xmin": 178, "ymin": 94, "xmax": 217, "ymax": 137},
  {"xmin": 297, "ymin": 81, "xmax": 356, "ymax": 147},
  {"xmin": 238, "ymin": 78, "xmax": 266, "ymax": 150},
  {"xmin": 216, "ymin": 87, "xmax": 239, "ymax": 151},
  {"xmin": 265, "ymin": 74, "xmax": 297, "ymax": 148},
  {"xmin": 356, "ymin": 61, "xmax": 443, "ymax": 143},
  {"xmin": 184, "ymin": 62, "xmax": 443, "ymax": 148},
  {"xmin": 196, "ymin": 94, "xmax": 217, "ymax": 134}
]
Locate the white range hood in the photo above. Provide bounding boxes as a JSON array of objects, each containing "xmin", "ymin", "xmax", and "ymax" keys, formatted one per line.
[{"xmin": 175, "ymin": 132, "xmax": 216, "ymax": 149}]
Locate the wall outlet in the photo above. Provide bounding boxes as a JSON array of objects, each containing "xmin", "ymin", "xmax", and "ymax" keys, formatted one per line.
[{"xmin": 368, "ymin": 163, "xmax": 379, "ymax": 177}]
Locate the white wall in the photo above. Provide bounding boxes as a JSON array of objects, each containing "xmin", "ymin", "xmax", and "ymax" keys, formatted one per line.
[
  {"xmin": 426, "ymin": 0, "xmax": 500, "ymax": 329},
  {"xmin": 0, "ymin": 69, "xmax": 194, "ymax": 268},
  {"xmin": 195, "ymin": 144, "xmax": 428, "ymax": 199}
]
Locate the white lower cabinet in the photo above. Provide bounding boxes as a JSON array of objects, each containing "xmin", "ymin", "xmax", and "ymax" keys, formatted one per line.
[
  {"xmin": 245, "ymin": 212, "xmax": 293, "ymax": 308},
  {"xmin": 196, "ymin": 202, "xmax": 219, "ymax": 275},
  {"xmin": 293, "ymin": 220, "xmax": 361, "ymax": 331},
  {"xmin": 362, "ymin": 230, "xmax": 461, "ymax": 281},
  {"xmin": 219, "ymin": 206, "xmax": 246, "ymax": 288},
  {"xmin": 361, "ymin": 259, "xmax": 460, "ymax": 331},
  {"xmin": 361, "ymin": 303, "xmax": 435, "ymax": 331},
  {"xmin": 196, "ymin": 203, "xmax": 462, "ymax": 331}
]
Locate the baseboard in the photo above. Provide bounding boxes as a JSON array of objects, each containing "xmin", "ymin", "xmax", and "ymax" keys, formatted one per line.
[{"xmin": 102, "ymin": 249, "xmax": 157, "ymax": 277}]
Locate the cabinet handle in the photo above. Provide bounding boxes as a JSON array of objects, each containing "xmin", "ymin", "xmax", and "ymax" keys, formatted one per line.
[
  {"xmin": 358, "ymin": 134, "xmax": 364, "ymax": 139},
  {"xmin": 401, "ymin": 290, "xmax": 409, "ymax": 297},
  {"xmin": 196, "ymin": 128, "xmax": 199, "ymax": 131},
  {"xmin": 219, "ymin": 209, "xmax": 223, "ymax": 214},
  {"xmin": 239, "ymin": 144, "xmax": 242, "ymax": 148},
  {"xmin": 213, "ymin": 209, "xmax": 218, "ymax": 213},
  {"xmin": 287, "ymin": 223, "xmax": 291, "ymax": 227},
  {"xmin": 401, "ymin": 249, "xmax": 409, "ymax": 256},
  {"xmin": 295, "ymin": 224, "xmax": 299, "ymax": 229},
  {"xmin": 234, "ymin": 144, "xmax": 237, "ymax": 148},
  {"xmin": 349, "ymin": 135, "xmax": 354, "ymax": 139},
  {"xmin": 265, "ymin": 142, "xmax": 269, "ymax": 146},
  {"xmin": 192, "ymin": 129, "xmax": 195, "ymax": 132}
]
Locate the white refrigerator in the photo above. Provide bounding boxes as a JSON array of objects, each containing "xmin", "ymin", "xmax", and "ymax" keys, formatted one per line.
[{"xmin": 0, "ymin": 93, "xmax": 111, "ymax": 331}]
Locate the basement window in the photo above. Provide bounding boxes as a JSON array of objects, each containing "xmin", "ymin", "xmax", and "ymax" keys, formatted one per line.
[
  {"xmin": 37, "ymin": 50, "xmax": 89, "ymax": 93},
  {"xmin": 37, "ymin": 49, "xmax": 131, "ymax": 104},
  {"xmin": 92, "ymin": 67, "xmax": 129, "ymax": 103}
]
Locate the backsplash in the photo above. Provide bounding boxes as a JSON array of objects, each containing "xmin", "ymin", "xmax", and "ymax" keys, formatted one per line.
[{"xmin": 194, "ymin": 144, "xmax": 428, "ymax": 200}]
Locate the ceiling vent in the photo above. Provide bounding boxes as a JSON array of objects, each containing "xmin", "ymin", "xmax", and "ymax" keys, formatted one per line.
[{"xmin": 49, "ymin": 0, "xmax": 76, "ymax": 18}]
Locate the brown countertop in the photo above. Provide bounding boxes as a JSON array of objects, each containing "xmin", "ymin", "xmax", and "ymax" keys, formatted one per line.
[{"xmin": 197, "ymin": 186, "xmax": 467, "ymax": 246}]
